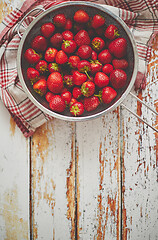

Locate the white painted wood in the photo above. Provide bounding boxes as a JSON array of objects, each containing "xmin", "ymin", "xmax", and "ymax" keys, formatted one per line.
[
  {"xmin": 0, "ymin": 101, "xmax": 30, "ymax": 240},
  {"xmin": 121, "ymin": 40, "xmax": 158, "ymax": 240},
  {"xmin": 31, "ymin": 120, "xmax": 76, "ymax": 240},
  {"xmin": 76, "ymin": 112, "xmax": 121, "ymax": 239}
]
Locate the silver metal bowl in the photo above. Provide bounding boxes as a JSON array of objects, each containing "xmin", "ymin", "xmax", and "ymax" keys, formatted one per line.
[{"xmin": 17, "ymin": 1, "xmax": 138, "ymax": 121}]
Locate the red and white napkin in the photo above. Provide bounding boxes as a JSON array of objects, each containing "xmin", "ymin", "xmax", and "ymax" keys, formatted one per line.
[{"xmin": 0, "ymin": 0, "xmax": 157, "ymax": 137}]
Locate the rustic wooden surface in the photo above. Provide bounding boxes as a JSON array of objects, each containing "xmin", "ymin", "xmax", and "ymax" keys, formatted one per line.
[{"xmin": 0, "ymin": 1, "xmax": 158, "ymax": 239}]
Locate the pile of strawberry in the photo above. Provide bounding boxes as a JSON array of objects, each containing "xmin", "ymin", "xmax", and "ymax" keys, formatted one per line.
[{"xmin": 24, "ymin": 9, "xmax": 128, "ymax": 116}]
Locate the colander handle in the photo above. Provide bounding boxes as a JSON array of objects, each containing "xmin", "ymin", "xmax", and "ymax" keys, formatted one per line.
[
  {"xmin": 121, "ymin": 91, "xmax": 158, "ymax": 133},
  {"xmin": 17, "ymin": 7, "xmax": 45, "ymax": 39}
]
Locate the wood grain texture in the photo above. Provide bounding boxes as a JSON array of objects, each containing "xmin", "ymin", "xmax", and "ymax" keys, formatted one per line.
[
  {"xmin": 0, "ymin": 101, "xmax": 30, "ymax": 240},
  {"xmin": 76, "ymin": 110, "xmax": 121, "ymax": 240},
  {"xmin": 121, "ymin": 34, "xmax": 158, "ymax": 240},
  {"xmin": 31, "ymin": 120, "xmax": 76, "ymax": 240}
]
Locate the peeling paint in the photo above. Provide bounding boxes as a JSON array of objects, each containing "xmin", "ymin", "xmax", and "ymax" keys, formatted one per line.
[
  {"xmin": 0, "ymin": 0, "xmax": 12, "ymax": 22},
  {"xmin": 43, "ymin": 181, "xmax": 56, "ymax": 216},
  {"xmin": 76, "ymin": 146, "xmax": 81, "ymax": 239},
  {"xmin": 2, "ymin": 187, "xmax": 28, "ymax": 240},
  {"xmin": 10, "ymin": 116, "xmax": 16, "ymax": 136}
]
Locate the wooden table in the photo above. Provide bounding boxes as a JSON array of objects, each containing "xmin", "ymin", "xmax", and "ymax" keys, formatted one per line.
[{"xmin": 0, "ymin": 1, "xmax": 158, "ymax": 239}]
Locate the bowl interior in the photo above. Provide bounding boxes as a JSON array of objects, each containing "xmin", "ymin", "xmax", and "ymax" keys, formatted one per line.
[{"xmin": 19, "ymin": 1, "xmax": 137, "ymax": 121}]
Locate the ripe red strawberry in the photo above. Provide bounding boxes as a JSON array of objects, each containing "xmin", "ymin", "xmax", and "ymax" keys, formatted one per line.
[
  {"xmin": 102, "ymin": 64, "xmax": 113, "ymax": 75},
  {"xmin": 91, "ymin": 37, "xmax": 105, "ymax": 52},
  {"xmin": 70, "ymin": 102, "xmax": 84, "ymax": 116},
  {"xmin": 77, "ymin": 45, "xmax": 92, "ymax": 59},
  {"xmin": 62, "ymin": 30, "xmax": 74, "ymax": 40},
  {"xmin": 73, "ymin": 70, "xmax": 87, "ymax": 86},
  {"xmin": 55, "ymin": 50, "xmax": 68, "ymax": 64},
  {"xmin": 73, "ymin": 9, "xmax": 90, "ymax": 23},
  {"xmin": 48, "ymin": 63, "xmax": 61, "ymax": 73},
  {"xmin": 62, "ymin": 40, "xmax": 77, "ymax": 54},
  {"xmin": 104, "ymin": 24, "xmax": 119, "ymax": 40},
  {"xmin": 65, "ymin": 18, "xmax": 73, "ymax": 30},
  {"xmin": 31, "ymin": 35, "xmax": 47, "ymax": 52},
  {"xmin": 91, "ymin": 51, "xmax": 97, "ymax": 61},
  {"xmin": 27, "ymin": 67, "xmax": 40, "ymax": 84},
  {"xmin": 72, "ymin": 87, "xmax": 82, "ymax": 99},
  {"xmin": 91, "ymin": 14, "xmax": 105, "ymax": 29},
  {"xmin": 110, "ymin": 69, "xmax": 127, "ymax": 89},
  {"xmin": 108, "ymin": 38, "xmax": 127, "ymax": 58},
  {"xmin": 50, "ymin": 33, "xmax": 63, "ymax": 49},
  {"xmin": 94, "ymin": 72, "xmax": 109, "ymax": 88},
  {"xmin": 112, "ymin": 59, "xmax": 128, "ymax": 69},
  {"xmin": 69, "ymin": 97, "xmax": 78, "ymax": 107},
  {"xmin": 53, "ymin": 13, "xmax": 66, "ymax": 28},
  {"xmin": 101, "ymin": 86, "xmax": 117, "ymax": 104},
  {"xmin": 81, "ymin": 81, "xmax": 95, "ymax": 97},
  {"xmin": 41, "ymin": 22, "xmax": 55, "ymax": 38},
  {"xmin": 47, "ymin": 72, "xmax": 63, "ymax": 93},
  {"xmin": 49, "ymin": 95, "xmax": 66, "ymax": 112},
  {"xmin": 74, "ymin": 30, "xmax": 90, "ymax": 46},
  {"xmin": 61, "ymin": 90, "xmax": 72, "ymax": 105},
  {"xmin": 45, "ymin": 47, "xmax": 57, "ymax": 62},
  {"xmin": 24, "ymin": 48, "xmax": 41, "ymax": 64},
  {"xmin": 33, "ymin": 76, "xmax": 47, "ymax": 96},
  {"xmin": 77, "ymin": 60, "xmax": 91, "ymax": 79},
  {"xmin": 84, "ymin": 96, "xmax": 100, "ymax": 111},
  {"xmin": 45, "ymin": 92, "xmax": 54, "ymax": 102},
  {"xmin": 90, "ymin": 60, "xmax": 102, "ymax": 75},
  {"xmin": 98, "ymin": 49, "xmax": 112, "ymax": 64},
  {"xmin": 68, "ymin": 55, "xmax": 80, "ymax": 68},
  {"xmin": 64, "ymin": 75, "xmax": 74, "ymax": 88},
  {"xmin": 35, "ymin": 60, "xmax": 48, "ymax": 74}
]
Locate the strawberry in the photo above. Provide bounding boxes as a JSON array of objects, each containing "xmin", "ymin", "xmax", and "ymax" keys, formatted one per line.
[
  {"xmin": 74, "ymin": 30, "xmax": 90, "ymax": 46},
  {"xmin": 41, "ymin": 22, "xmax": 55, "ymax": 38},
  {"xmin": 27, "ymin": 67, "xmax": 40, "ymax": 84},
  {"xmin": 64, "ymin": 75, "xmax": 74, "ymax": 88},
  {"xmin": 110, "ymin": 69, "xmax": 127, "ymax": 89},
  {"xmin": 94, "ymin": 72, "xmax": 109, "ymax": 88},
  {"xmin": 53, "ymin": 13, "xmax": 66, "ymax": 28},
  {"xmin": 49, "ymin": 95, "xmax": 66, "ymax": 112},
  {"xmin": 84, "ymin": 96, "xmax": 100, "ymax": 111},
  {"xmin": 33, "ymin": 76, "xmax": 47, "ymax": 96},
  {"xmin": 77, "ymin": 45, "xmax": 92, "ymax": 59},
  {"xmin": 47, "ymin": 72, "xmax": 63, "ymax": 93},
  {"xmin": 45, "ymin": 92, "xmax": 54, "ymax": 102},
  {"xmin": 91, "ymin": 14, "xmax": 105, "ymax": 29},
  {"xmin": 62, "ymin": 30, "xmax": 74, "ymax": 40},
  {"xmin": 69, "ymin": 97, "xmax": 78, "ymax": 107},
  {"xmin": 62, "ymin": 40, "xmax": 77, "ymax": 54},
  {"xmin": 61, "ymin": 90, "xmax": 72, "ymax": 105},
  {"xmin": 102, "ymin": 64, "xmax": 113, "ymax": 75},
  {"xmin": 81, "ymin": 81, "xmax": 95, "ymax": 97},
  {"xmin": 73, "ymin": 9, "xmax": 90, "ymax": 23},
  {"xmin": 45, "ymin": 47, "xmax": 57, "ymax": 62},
  {"xmin": 91, "ymin": 51, "xmax": 97, "ymax": 61},
  {"xmin": 50, "ymin": 33, "xmax": 63, "ymax": 49},
  {"xmin": 112, "ymin": 59, "xmax": 128, "ymax": 69},
  {"xmin": 104, "ymin": 24, "xmax": 119, "ymax": 40},
  {"xmin": 101, "ymin": 86, "xmax": 117, "ymax": 104},
  {"xmin": 91, "ymin": 37, "xmax": 105, "ymax": 52},
  {"xmin": 90, "ymin": 60, "xmax": 102, "ymax": 75},
  {"xmin": 68, "ymin": 55, "xmax": 80, "ymax": 68},
  {"xmin": 48, "ymin": 63, "xmax": 61, "ymax": 73},
  {"xmin": 24, "ymin": 48, "xmax": 41, "ymax": 64},
  {"xmin": 73, "ymin": 70, "xmax": 87, "ymax": 86},
  {"xmin": 55, "ymin": 50, "xmax": 68, "ymax": 64},
  {"xmin": 77, "ymin": 60, "xmax": 91, "ymax": 79},
  {"xmin": 72, "ymin": 87, "xmax": 82, "ymax": 99},
  {"xmin": 31, "ymin": 35, "xmax": 47, "ymax": 52},
  {"xmin": 35, "ymin": 60, "xmax": 48, "ymax": 74},
  {"xmin": 108, "ymin": 38, "xmax": 127, "ymax": 58},
  {"xmin": 65, "ymin": 18, "xmax": 73, "ymax": 30},
  {"xmin": 98, "ymin": 49, "xmax": 112, "ymax": 65},
  {"xmin": 70, "ymin": 102, "xmax": 84, "ymax": 116}
]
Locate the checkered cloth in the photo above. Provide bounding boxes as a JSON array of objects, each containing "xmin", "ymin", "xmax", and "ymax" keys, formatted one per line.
[{"xmin": 0, "ymin": 0, "xmax": 157, "ymax": 137}]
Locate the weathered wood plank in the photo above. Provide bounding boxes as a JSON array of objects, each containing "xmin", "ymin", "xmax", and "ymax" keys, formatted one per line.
[
  {"xmin": 121, "ymin": 35, "xmax": 158, "ymax": 240},
  {"xmin": 76, "ymin": 110, "xmax": 121, "ymax": 239},
  {"xmin": 0, "ymin": 101, "xmax": 30, "ymax": 240},
  {"xmin": 31, "ymin": 120, "xmax": 76, "ymax": 240}
]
